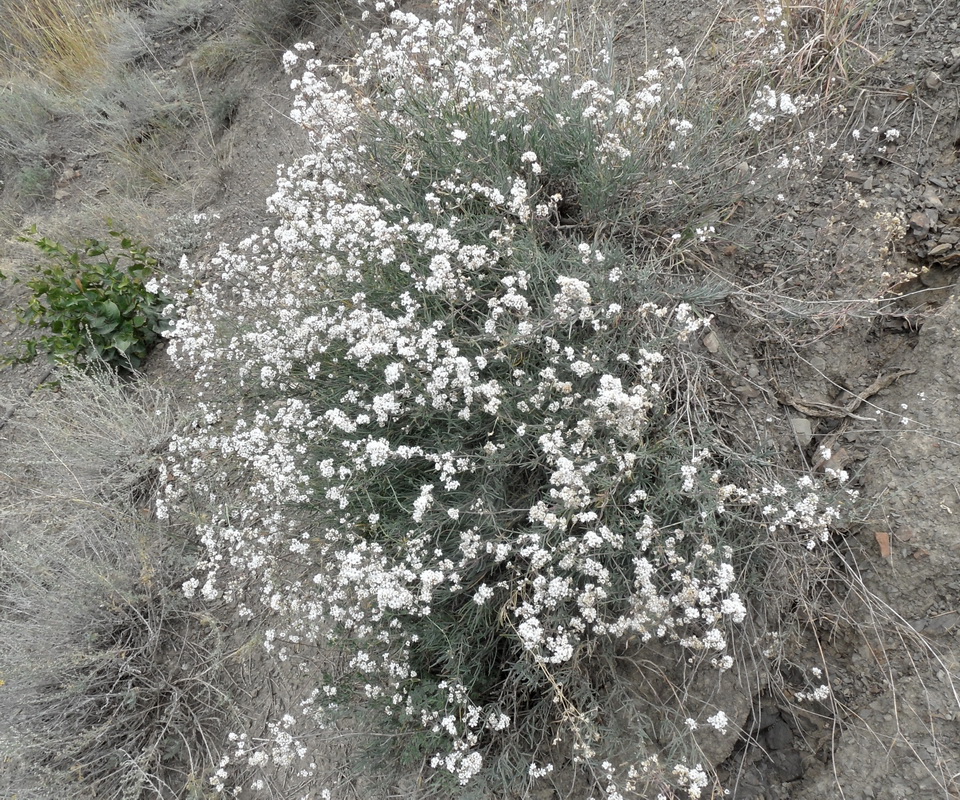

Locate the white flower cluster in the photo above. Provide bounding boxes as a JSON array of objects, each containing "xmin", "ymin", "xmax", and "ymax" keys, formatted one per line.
[
  {"xmin": 760, "ymin": 473, "xmax": 856, "ymax": 549},
  {"xmin": 740, "ymin": 0, "xmax": 788, "ymax": 59},
  {"xmin": 747, "ymin": 85, "xmax": 816, "ymax": 131},
  {"xmin": 159, "ymin": 0, "xmax": 850, "ymax": 796},
  {"xmin": 795, "ymin": 666, "xmax": 831, "ymax": 702},
  {"xmin": 795, "ymin": 683, "xmax": 831, "ymax": 702}
]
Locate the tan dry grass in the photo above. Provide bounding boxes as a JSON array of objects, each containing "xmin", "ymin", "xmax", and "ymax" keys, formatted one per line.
[
  {"xmin": 0, "ymin": 369, "xmax": 235, "ymax": 800},
  {"xmin": 0, "ymin": 0, "xmax": 115, "ymax": 89},
  {"xmin": 779, "ymin": 0, "xmax": 881, "ymax": 94}
]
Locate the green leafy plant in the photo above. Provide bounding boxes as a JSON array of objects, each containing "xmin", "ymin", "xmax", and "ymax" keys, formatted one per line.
[{"xmin": 9, "ymin": 226, "xmax": 170, "ymax": 372}]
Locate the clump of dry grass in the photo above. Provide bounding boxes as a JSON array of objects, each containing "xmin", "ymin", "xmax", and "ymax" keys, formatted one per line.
[
  {"xmin": 85, "ymin": 69, "xmax": 201, "ymax": 190},
  {"xmin": 779, "ymin": 0, "xmax": 881, "ymax": 94},
  {"xmin": 144, "ymin": 0, "xmax": 214, "ymax": 37},
  {"xmin": 0, "ymin": 0, "xmax": 116, "ymax": 89},
  {"xmin": 189, "ymin": 36, "xmax": 243, "ymax": 80},
  {"xmin": 0, "ymin": 81, "xmax": 62, "ymax": 163},
  {"xmin": 238, "ymin": 0, "xmax": 355, "ymax": 52},
  {"xmin": 0, "ymin": 369, "xmax": 236, "ymax": 800}
]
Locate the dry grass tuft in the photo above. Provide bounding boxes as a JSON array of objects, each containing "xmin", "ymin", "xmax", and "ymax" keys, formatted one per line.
[
  {"xmin": 0, "ymin": 369, "xmax": 236, "ymax": 800},
  {"xmin": 0, "ymin": 0, "xmax": 116, "ymax": 89},
  {"xmin": 779, "ymin": 0, "xmax": 881, "ymax": 94}
]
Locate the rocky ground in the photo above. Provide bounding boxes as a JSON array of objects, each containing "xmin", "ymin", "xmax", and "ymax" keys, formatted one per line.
[{"xmin": 1, "ymin": 0, "xmax": 960, "ymax": 797}]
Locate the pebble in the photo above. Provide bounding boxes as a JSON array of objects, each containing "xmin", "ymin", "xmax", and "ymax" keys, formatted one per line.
[
  {"xmin": 764, "ymin": 718, "xmax": 793, "ymax": 750},
  {"xmin": 790, "ymin": 418, "xmax": 813, "ymax": 447}
]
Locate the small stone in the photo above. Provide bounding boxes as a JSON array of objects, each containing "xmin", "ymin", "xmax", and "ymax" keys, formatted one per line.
[
  {"xmin": 764, "ymin": 718, "xmax": 793, "ymax": 750},
  {"xmin": 54, "ymin": 189, "xmax": 69, "ymax": 201},
  {"xmin": 702, "ymin": 331, "xmax": 720, "ymax": 353},
  {"xmin": 924, "ymin": 71, "xmax": 943, "ymax": 90},
  {"xmin": 771, "ymin": 749, "xmax": 804, "ymax": 781},
  {"xmin": 920, "ymin": 267, "xmax": 952, "ymax": 288},
  {"xmin": 754, "ymin": 705, "xmax": 780, "ymax": 731},
  {"xmin": 790, "ymin": 418, "xmax": 813, "ymax": 447},
  {"xmin": 909, "ymin": 209, "xmax": 936, "ymax": 233}
]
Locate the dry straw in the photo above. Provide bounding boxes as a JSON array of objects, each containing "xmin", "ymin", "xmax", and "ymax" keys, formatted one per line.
[{"xmin": 0, "ymin": 0, "xmax": 115, "ymax": 88}]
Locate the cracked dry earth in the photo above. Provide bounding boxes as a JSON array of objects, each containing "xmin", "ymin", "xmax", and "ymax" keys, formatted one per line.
[{"xmin": 2, "ymin": 0, "xmax": 960, "ymax": 798}]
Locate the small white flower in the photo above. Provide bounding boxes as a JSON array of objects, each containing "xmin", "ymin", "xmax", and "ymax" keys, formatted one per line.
[{"xmin": 707, "ymin": 710, "xmax": 729, "ymax": 733}]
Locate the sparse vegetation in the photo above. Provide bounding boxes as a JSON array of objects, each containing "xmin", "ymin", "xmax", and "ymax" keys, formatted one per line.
[
  {"xmin": 189, "ymin": 36, "xmax": 243, "ymax": 80},
  {"xmin": 89, "ymin": 70, "xmax": 202, "ymax": 189},
  {"xmin": 238, "ymin": 0, "xmax": 351, "ymax": 51},
  {"xmin": 145, "ymin": 0, "xmax": 214, "ymax": 37},
  {"xmin": 0, "ymin": 82, "xmax": 62, "ymax": 166},
  {"xmin": 779, "ymin": 0, "xmax": 881, "ymax": 91},
  {"xmin": 0, "ymin": 369, "xmax": 234, "ymax": 800},
  {"xmin": 8, "ymin": 163, "xmax": 57, "ymax": 205}
]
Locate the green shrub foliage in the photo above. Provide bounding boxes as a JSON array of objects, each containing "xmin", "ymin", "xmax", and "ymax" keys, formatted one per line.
[{"xmin": 10, "ymin": 227, "xmax": 170, "ymax": 372}]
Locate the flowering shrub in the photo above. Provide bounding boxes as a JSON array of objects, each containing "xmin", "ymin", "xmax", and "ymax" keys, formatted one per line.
[{"xmin": 161, "ymin": 0, "xmax": 851, "ymax": 795}]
